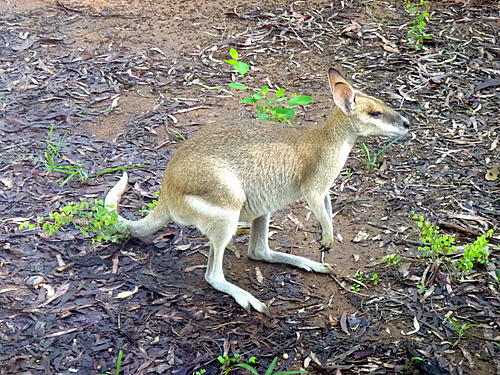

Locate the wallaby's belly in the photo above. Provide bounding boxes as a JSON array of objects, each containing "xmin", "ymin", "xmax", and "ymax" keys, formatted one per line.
[{"xmin": 239, "ymin": 181, "xmax": 302, "ymax": 221}]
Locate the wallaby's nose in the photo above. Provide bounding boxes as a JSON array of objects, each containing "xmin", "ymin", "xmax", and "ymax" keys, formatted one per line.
[{"xmin": 401, "ymin": 116, "xmax": 410, "ymax": 129}]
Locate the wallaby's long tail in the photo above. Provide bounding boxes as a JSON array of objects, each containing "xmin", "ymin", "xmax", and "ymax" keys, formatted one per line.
[
  {"xmin": 105, "ymin": 172, "xmax": 130, "ymax": 215},
  {"xmin": 105, "ymin": 172, "xmax": 170, "ymax": 238}
]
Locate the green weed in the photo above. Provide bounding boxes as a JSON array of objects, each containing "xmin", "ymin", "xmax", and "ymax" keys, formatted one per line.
[
  {"xmin": 98, "ymin": 349, "xmax": 124, "ymax": 375},
  {"xmin": 43, "ymin": 125, "xmax": 143, "ymax": 185},
  {"xmin": 19, "ymin": 199, "xmax": 128, "ymax": 243},
  {"xmin": 383, "ymin": 254, "xmax": 402, "ymax": 265},
  {"xmin": 447, "ymin": 318, "xmax": 477, "ymax": 347},
  {"xmin": 412, "ymin": 215, "xmax": 456, "ymax": 258},
  {"xmin": 197, "ymin": 353, "xmax": 308, "ymax": 375},
  {"xmin": 416, "ymin": 284, "xmax": 427, "ymax": 294},
  {"xmin": 224, "ymin": 49, "xmax": 312, "ymax": 123},
  {"xmin": 140, "ymin": 191, "xmax": 160, "ymax": 216},
  {"xmin": 412, "ymin": 215, "xmax": 495, "ymax": 271},
  {"xmin": 458, "ymin": 229, "xmax": 494, "ymax": 271},
  {"xmin": 350, "ymin": 271, "xmax": 380, "ymax": 291},
  {"xmin": 359, "ymin": 141, "xmax": 395, "ymax": 170},
  {"xmin": 225, "ymin": 48, "xmax": 250, "ymax": 77},
  {"xmin": 404, "ymin": 0, "xmax": 432, "ymax": 50}
]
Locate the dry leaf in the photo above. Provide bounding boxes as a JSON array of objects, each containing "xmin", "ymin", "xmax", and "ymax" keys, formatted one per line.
[
  {"xmin": 0, "ymin": 177, "xmax": 14, "ymax": 188},
  {"xmin": 340, "ymin": 21, "xmax": 361, "ymax": 34},
  {"xmin": 115, "ymin": 285, "xmax": 139, "ymax": 299},
  {"xmin": 287, "ymin": 213, "xmax": 304, "ymax": 229},
  {"xmin": 353, "ymin": 230, "xmax": 369, "ymax": 243},
  {"xmin": 111, "ymin": 96, "xmax": 120, "ymax": 108},
  {"xmin": 255, "ymin": 266, "xmax": 264, "ymax": 284},
  {"xmin": 401, "ymin": 316, "xmax": 421, "ymax": 335},
  {"xmin": 489, "ymin": 137, "xmax": 498, "ymax": 151},
  {"xmin": 340, "ymin": 312, "xmax": 349, "ymax": 335},
  {"xmin": 335, "ymin": 232, "xmax": 344, "ymax": 243},
  {"xmin": 235, "ymin": 227, "xmax": 250, "ymax": 235},
  {"xmin": 381, "ymin": 44, "xmax": 400, "ymax": 53},
  {"xmin": 485, "ymin": 166, "xmax": 498, "ymax": 181},
  {"xmin": 38, "ymin": 283, "xmax": 70, "ymax": 307},
  {"xmin": 184, "ymin": 264, "xmax": 206, "ymax": 272}
]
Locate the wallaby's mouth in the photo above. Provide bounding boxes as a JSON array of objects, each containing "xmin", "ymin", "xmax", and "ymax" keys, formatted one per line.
[{"xmin": 392, "ymin": 116, "xmax": 410, "ymax": 137}]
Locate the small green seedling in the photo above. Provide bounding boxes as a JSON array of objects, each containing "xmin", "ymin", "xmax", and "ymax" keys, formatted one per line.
[
  {"xmin": 350, "ymin": 271, "xmax": 380, "ymax": 291},
  {"xmin": 412, "ymin": 215, "xmax": 495, "ymax": 271},
  {"xmin": 412, "ymin": 215, "xmax": 457, "ymax": 258},
  {"xmin": 416, "ymin": 284, "xmax": 427, "ymax": 294},
  {"xmin": 19, "ymin": 199, "xmax": 128, "ymax": 243},
  {"xmin": 447, "ymin": 318, "xmax": 477, "ymax": 347},
  {"xmin": 43, "ymin": 125, "xmax": 144, "ymax": 185},
  {"xmin": 458, "ymin": 229, "xmax": 494, "ymax": 271},
  {"xmin": 97, "ymin": 349, "xmax": 124, "ymax": 375},
  {"xmin": 224, "ymin": 49, "xmax": 312, "ymax": 123},
  {"xmin": 215, "ymin": 353, "xmax": 307, "ymax": 375},
  {"xmin": 383, "ymin": 254, "xmax": 401, "ymax": 265},
  {"xmin": 239, "ymin": 85, "xmax": 311, "ymax": 123},
  {"xmin": 359, "ymin": 141, "xmax": 395, "ymax": 170},
  {"xmin": 140, "ymin": 191, "xmax": 160, "ymax": 216},
  {"xmin": 225, "ymin": 48, "xmax": 250, "ymax": 77},
  {"xmin": 404, "ymin": 0, "xmax": 432, "ymax": 50}
]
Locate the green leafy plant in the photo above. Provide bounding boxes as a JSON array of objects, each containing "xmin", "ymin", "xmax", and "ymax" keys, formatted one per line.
[
  {"xmin": 412, "ymin": 215, "xmax": 456, "ymax": 259},
  {"xmin": 447, "ymin": 318, "xmax": 477, "ymax": 347},
  {"xmin": 350, "ymin": 271, "xmax": 380, "ymax": 291},
  {"xmin": 416, "ymin": 284, "xmax": 427, "ymax": 294},
  {"xmin": 225, "ymin": 48, "xmax": 250, "ymax": 77},
  {"xmin": 359, "ymin": 141, "xmax": 395, "ymax": 170},
  {"xmin": 43, "ymin": 125, "xmax": 143, "ymax": 185},
  {"xmin": 404, "ymin": 0, "xmax": 432, "ymax": 50},
  {"xmin": 140, "ymin": 191, "xmax": 160, "ymax": 216},
  {"xmin": 97, "ymin": 349, "xmax": 124, "ymax": 375},
  {"xmin": 383, "ymin": 254, "xmax": 401, "ymax": 265},
  {"xmin": 214, "ymin": 353, "xmax": 307, "ymax": 375},
  {"xmin": 19, "ymin": 199, "xmax": 127, "ymax": 243},
  {"xmin": 458, "ymin": 229, "xmax": 494, "ymax": 271},
  {"xmin": 412, "ymin": 215, "xmax": 495, "ymax": 271},
  {"xmin": 224, "ymin": 49, "xmax": 311, "ymax": 123}
]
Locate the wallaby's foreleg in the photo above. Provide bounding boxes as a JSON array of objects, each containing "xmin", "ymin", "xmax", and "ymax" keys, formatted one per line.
[
  {"xmin": 306, "ymin": 193, "xmax": 334, "ymax": 249},
  {"xmin": 248, "ymin": 214, "xmax": 334, "ymax": 274},
  {"xmin": 203, "ymin": 212, "xmax": 270, "ymax": 316},
  {"xmin": 324, "ymin": 192, "xmax": 332, "ymax": 221}
]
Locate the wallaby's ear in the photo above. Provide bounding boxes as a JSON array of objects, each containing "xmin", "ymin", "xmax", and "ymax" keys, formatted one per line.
[{"xmin": 328, "ymin": 68, "xmax": 355, "ymax": 114}]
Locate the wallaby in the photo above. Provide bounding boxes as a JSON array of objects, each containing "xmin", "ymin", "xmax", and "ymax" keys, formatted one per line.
[{"xmin": 105, "ymin": 68, "xmax": 409, "ymax": 316}]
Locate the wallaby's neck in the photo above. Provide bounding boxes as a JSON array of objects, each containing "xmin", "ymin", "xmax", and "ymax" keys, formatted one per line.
[{"xmin": 306, "ymin": 106, "xmax": 358, "ymax": 148}]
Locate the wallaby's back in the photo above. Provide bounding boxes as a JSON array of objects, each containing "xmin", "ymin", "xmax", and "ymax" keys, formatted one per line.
[{"xmin": 163, "ymin": 119, "xmax": 310, "ymax": 220}]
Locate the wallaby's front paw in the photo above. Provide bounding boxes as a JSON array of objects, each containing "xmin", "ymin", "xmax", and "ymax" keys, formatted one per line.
[{"xmin": 321, "ymin": 236, "xmax": 333, "ymax": 249}]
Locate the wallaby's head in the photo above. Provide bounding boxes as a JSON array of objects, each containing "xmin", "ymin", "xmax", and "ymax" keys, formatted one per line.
[{"xmin": 328, "ymin": 68, "xmax": 410, "ymax": 138}]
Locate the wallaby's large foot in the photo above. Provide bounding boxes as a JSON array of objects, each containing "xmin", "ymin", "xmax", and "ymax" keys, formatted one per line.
[
  {"xmin": 207, "ymin": 277, "xmax": 270, "ymax": 316},
  {"xmin": 249, "ymin": 248, "xmax": 335, "ymax": 274}
]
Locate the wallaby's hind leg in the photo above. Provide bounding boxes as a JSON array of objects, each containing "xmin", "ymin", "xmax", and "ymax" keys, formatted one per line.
[
  {"xmin": 190, "ymin": 198, "xmax": 270, "ymax": 316},
  {"xmin": 306, "ymin": 193, "xmax": 334, "ymax": 249},
  {"xmin": 248, "ymin": 214, "xmax": 334, "ymax": 274}
]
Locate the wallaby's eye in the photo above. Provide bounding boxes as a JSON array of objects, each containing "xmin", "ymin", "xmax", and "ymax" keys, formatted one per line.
[{"xmin": 369, "ymin": 111, "xmax": 382, "ymax": 118}]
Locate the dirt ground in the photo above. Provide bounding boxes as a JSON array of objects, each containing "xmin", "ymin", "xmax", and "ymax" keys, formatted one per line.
[{"xmin": 0, "ymin": 0, "xmax": 498, "ymax": 374}]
